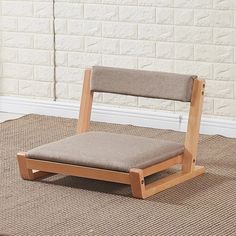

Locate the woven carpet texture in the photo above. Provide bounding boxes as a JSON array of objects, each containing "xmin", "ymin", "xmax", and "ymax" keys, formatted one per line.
[{"xmin": 0, "ymin": 114, "xmax": 236, "ymax": 235}]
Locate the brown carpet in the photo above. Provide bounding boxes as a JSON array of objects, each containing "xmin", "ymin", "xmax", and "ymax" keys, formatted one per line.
[{"xmin": 0, "ymin": 114, "xmax": 236, "ymax": 236}]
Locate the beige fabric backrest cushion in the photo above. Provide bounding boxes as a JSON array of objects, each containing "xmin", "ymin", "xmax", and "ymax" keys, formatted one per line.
[{"xmin": 90, "ymin": 66, "xmax": 197, "ymax": 102}]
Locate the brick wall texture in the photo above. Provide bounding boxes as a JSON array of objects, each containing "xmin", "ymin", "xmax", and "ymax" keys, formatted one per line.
[{"xmin": 0, "ymin": 0, "xmax": 236, "ymax": 119}]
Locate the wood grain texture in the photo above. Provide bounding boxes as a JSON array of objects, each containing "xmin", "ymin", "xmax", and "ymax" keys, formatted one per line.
[
  {"xmin": 26, "ymin": 158, "xmax": 131, "ymax": 184},
  {"xmin": 77, "ymin": 69, "xmax": 93, "ymax": 134},
  {"xmin": 144, "ymin": 166, "xmax": 205, "ymax": 199},
  {"xmin": 182, "ymin": 79, "xmax": 205, "ymax": 172},
  {"xmin": 143, "ymin": 154, "xmax": 183, "ymax": 177},
  {"xmin": 17, "ymin": 152, "xmax": 52, "ymax": 180},
  {"xmin": 17, "ymin": 152, "xmax": 34, "ymax": 180},
  {"xmin": 129, "ymin": 168, "xmax": 145, "ymax": 199}
]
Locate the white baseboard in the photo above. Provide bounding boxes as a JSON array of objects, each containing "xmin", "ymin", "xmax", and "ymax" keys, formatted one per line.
[{"xmin": 0, "ymin": 96, "xmax": 236, "ymax": 138}]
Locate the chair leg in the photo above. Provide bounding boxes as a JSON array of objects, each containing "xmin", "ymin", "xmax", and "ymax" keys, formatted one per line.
[
  {"xmin": 129, "ymin": 166, "xmax": 205, "ymax": 199},
  {"xmin": 129, "ymin": 168, "xmax": 146, "ymax": 199},
  {"xmin": 17, "ymin": 152, "xmax": 34, "ymax": 180},
  {"xmin": 17, "ymin": 152, "xmax": 52, "ymax": 180}
]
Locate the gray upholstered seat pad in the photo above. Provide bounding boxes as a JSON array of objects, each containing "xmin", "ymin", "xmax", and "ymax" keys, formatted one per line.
[
  {"xmin": 91, "ymin": 66, "xmax": 196, "ymax": 102},
  {"xmin": 27, "ymin": 132, "xmax": 184, "ymax": 172}
]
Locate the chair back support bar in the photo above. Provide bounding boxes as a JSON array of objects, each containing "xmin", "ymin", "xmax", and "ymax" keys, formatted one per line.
[{"xmin": 91, "ymin": 66, "xmax": 197, "ymax": 102}]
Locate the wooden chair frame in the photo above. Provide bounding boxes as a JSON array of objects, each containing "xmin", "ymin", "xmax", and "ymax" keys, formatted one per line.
[{"xmin": 17, "ymin": 68, "xmax": 205, "ymax": 199}]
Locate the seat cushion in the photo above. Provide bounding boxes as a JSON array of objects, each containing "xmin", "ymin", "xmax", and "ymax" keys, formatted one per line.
[{"xmin": 27, "ymin": 131, "xmax": 184, "ymax": 172}]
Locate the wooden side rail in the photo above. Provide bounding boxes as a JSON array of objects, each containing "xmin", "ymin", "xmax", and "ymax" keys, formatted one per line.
[
  {"xmin": 17, "ymin": 152, "xmax": 205, "ymax": 199},
  {"xmin": 143, "ymin": 155, "xmax": 183, "ymax": 177},
  {"xmin": 17, "ymin": 152, "xmax": 131, "ymax": 185},
  {"xmin": 130, "ymin": 166, "xmax": 205, "ymax": 199}
]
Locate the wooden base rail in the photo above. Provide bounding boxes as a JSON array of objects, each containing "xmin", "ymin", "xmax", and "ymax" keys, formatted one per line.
[
  {"xmin": 17, "ymin": 152, "xmax": 131, "ymax": 185},
  {"xmin": 130, "ymin": 166, "xmax": 205, "ymax": 199},
  {"xmin": 17, "ymin": 152, "xmax": 205, "ymax": 199}
]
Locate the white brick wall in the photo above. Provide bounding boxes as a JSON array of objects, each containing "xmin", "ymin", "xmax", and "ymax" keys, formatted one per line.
[{"xmin": 0, "ymin": 0, "xmax": 236, "ymax": 120}]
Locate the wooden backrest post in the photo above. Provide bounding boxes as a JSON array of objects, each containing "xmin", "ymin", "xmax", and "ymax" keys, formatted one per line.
[
  {"xmin": 182, "ymin": 79, "xmax": 205, "ymax": 173},
  {"xmin": 77, "ymin": 69, "xmax": 93, "ymax": 134}
]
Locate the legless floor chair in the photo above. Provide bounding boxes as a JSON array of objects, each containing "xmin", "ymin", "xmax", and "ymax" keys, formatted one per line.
[{"xmin": 17, "ymin": 66, "xmax": 205, "ymax": 199}]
